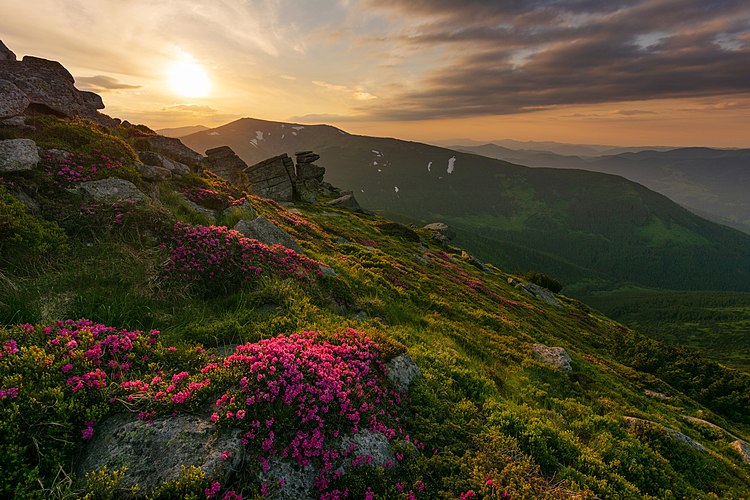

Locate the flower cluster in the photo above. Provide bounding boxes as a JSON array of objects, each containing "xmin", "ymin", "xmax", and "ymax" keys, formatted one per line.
[
  {"xmin": 162, "ymin": 222, "xmax": 322, "ymax": 293},
  {"xmin": 42, "ymin": 150, "xmax": 127, "ymax": 186}
]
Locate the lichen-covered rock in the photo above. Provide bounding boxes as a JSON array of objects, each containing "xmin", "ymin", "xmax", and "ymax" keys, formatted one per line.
[
  {"xmin": 0, "ymin": 139, "xmax": 39, "ymax": 172},
  {"xmin": 0, "ymin": 79, "xmax": 28, "ymax": 118},
  {"xmin": 532, "ymin": 343, "xmax": 572, "ymax": 374},
  {"xmin": 234, "ymin": 216, "xmax": 304, "ymax": 254},
  {"xmin": 520, "ymin": 282, "xmax": 561, "ymax": 307},
  {"xmin": 327, "ymin": 194, "xmax": 362, "ymax": 212},
  {"xmin": 78, "ymin": 177, "xmax": 146, "ymax": 203},
  {"xmin": 386, "ymin": 353, "xmax": 421, "ymax": 392},
  {"xmin": 78, "ymin": 413, "xmax": 243, "ymax": 495},
  {"xmin": 623, "ymin": 416, "xmax": 706, "ymax": 452}
]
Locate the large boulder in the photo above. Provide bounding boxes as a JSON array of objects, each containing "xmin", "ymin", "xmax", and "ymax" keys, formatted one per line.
[
  {"xmin": 78, "ymin": 177, "xmax": 146, "ymax": 203},
  {"xmin": 327, "ymin": 194, "xmax": 363, "ymax": 212},
  {"xmin": 234, "ymin": 216, "xmax": 304, "ymax": 254},
  {"xmin": 244, "ymin": 154, "xmax": 296, "ymax": 202},
  {"xmin": 0, "ymin": 139, "xmax": 39, "ymax": 172},
  {"xmin": 204, "ymin": 146, "xmax": 248, "ymax": 186},
  {"xmin": 532, "ymin": 343, "xmax": 572, "ymax": 374},
  {"xmin": 0, "ymin": 79, "xmax": 29, "ymax": 118},
  {"xmin": 78, "ymin": 413, "xmax": 243, "ymax": 496}
]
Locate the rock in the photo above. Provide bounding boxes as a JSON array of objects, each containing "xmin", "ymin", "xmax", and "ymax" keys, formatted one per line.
[
  {"xmin": 244, "ymin": 154, "xmax": 296, "ymax": 202},
  {"xmin": 0, "ymin": 139, "xmax": 39, "ymax": 172},
  {"xmin": 234, "ymin": 216, "xmax": 304, "ymax": 254},
  {"xmin": 328, "ymin": 194, "xmax": 363, "ymax": 212},
  {"xmin": 0, "ymin": 79, "xmax": 29, "ymax": 118},
  {"xmin": 144, "ymin": 136, "xmax": 203, "ymax": 167},
  {"xmin": 386, "ymin": 353, "xmax": 421, "ymax": 392},
  {"xmin": 520, "ymin": 283, "xmax": 562, "ymax": 307},
  {"xmin": 78, "ymin": 177, "xmax": 146, "ymax": 203},
  {"xmin": 532, "ymin": 343, "xmax": 572, "ymax": 374},
  {"xmin": 205, "ymin": 146, "xmax": 249, "ymax": 186},
  {"xmin": 644, "ymin": 389, "xmax": 672, "ymax": 401},
  {"xmin": 0, "ymin": 40, "xmax": 17, "ymax": 61},
  {"xmin": 0, "ymin": 55, "xmax": 104, "ymax": 119},
  {"xmin": 623, "ymin": 416, "xmax": 706, "ymax": 452},
  {"xmin": 136, "ymin": 161, "xmax": 172, "ymax": 182},
  {"xmin": 78, "ymin": 413, "xmax": 243, "ymax": 496},
  {"xmin": 423, "ymin": 222, "xmax": 456, "ymax": 241},
  {"xmin": 731, "ymin": 439, "xmax": 750, "ymax": 463}
]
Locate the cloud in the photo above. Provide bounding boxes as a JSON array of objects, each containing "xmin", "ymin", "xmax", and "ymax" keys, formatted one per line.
[
  {"xmin": 75, "ymin": 75, "xmax": 141, "ymax": 92},
  {"xmin": 361, "ymin": 0, "xmax": 750, "ymax": 119}
]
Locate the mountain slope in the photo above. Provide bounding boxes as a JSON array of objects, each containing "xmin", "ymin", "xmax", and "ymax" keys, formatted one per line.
[{"xmin": 181, "ymin": 118, "xmax": 750, "ymax": 295}]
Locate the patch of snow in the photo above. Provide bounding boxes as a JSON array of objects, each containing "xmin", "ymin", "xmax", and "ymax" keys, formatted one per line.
[
  {"xmin": 394, "ymin": 186, "xmax": 399, "ymax": 193},
  {"xmin": 255, "ymin": 131, "xmax": 264, "ymax": 141},
  {"xmin": 292, "ymin": 126, "xmax": 305, "ymax": 131},
  {"xmin": 427, "ymin": 161, "xmax": 432, "ymax": 172},
  {"xmin": 447, "ymin": 156, "xmax": 456, "ymax": 174},
  {"xmin": 208, "ymin": 132, "xmax": 220, "ymax": 136}
]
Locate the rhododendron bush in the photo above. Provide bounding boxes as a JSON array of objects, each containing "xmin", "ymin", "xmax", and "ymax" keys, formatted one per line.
[{"xmin": 162, "ymin": 222, "xmax": 323, "ymax": 294}]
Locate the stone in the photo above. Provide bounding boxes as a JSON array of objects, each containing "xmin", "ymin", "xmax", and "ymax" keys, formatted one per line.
[
  {"xmin": 144, "ymin": 136, "xmax": 203, "ymax": 167},
  {"xmin": 423, "ymin": 222, "xmax": 456, "ymax": 241},
  {"xmin": 234, "ymin": 216, "xmax": 304, "ymax": 254},
  {"xmin": 731, "ymin": 440, "xmax": 750, "ymax": 463},
  {"xmin": 0, "ymin": 40, "xmax": 17, "ymax": 61},
  {"xmin": 78, "ymin": 413, "xmax": 243, "ymax": 496},
  {"xmin": 0, "ymin": 79, "xmax": 29, "ymax": 118},
  {"xmin": 532, "ymin": 343, "xmax": 572, "ymax": 374},
  {"xmin": 0, "ymin": 55, "xmax": 104, "ymax": 119},
  {"xmin": 520, "ymin": 282, "xmax": 562, "ymax": 307},
  {"xmin": 327, "ymin": 194, "xmax": 363, "ymax": 212},
  {"xmin": 205, "ymin": 145, "xmax": 249, "ymax": 186},
  {"xmin": 623, "ymin": 417, "xmax": 706, "ymax": 452},
  {"xmin": 0, "ymin": 139, "xmax": 39, "ymax": 172},
  {"xmin": 244, "ymin": 154, "xmax": 295, "ymax": 202},
  {"xmin": 78, "ymin": 177, "xmax": 146, "ymax": 203},
  {"xmin": 386, "ymin": 354, "xmax": 421, "ymax": 392},
  {"xmin": 136, "ymin": 161, "xmax": 172, "ymax": 182}
]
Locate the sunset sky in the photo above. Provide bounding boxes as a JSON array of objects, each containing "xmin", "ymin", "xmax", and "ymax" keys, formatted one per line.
[{"xmin": 3, "ymin": 0, "xmax": 749, "ymax": 147}]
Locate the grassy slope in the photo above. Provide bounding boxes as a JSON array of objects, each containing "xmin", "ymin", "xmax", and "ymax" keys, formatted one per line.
[{"xmin": 2, "ymin": 117, "xmax": 750, "ymax": 498}]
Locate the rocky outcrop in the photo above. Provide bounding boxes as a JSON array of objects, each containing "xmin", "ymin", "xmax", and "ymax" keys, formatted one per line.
[
  {"xmin": 0, "ymin": 139, "xmax": 39, "ymax": 172},
  {"xmin": 520, "ymin": 282, "xmax": 562, "ymax": 307},
  {"xmin": 386, "ymin": 353, "xmax": 421, "ymax": 392},
  {"xmin": 78, "ymin": 177, "xmax": 146, "ymax": 203},
  {"xmin": 0, "ymin": 47, "xmax": 104, "ymax": 120},
  {"xmin": 0, "ymin": 79, "xmax": 29, "ymax": 118},
  {"xmin": 328, "ymin": 194, "xmax": 363, "ymax": 212},
  {"xmin": 234, "ymin": 216, "xmax": 304, "ymax": 254},
  {"xmin": 623, "ymin": 416, "xmax": 706, "ymax": 452},
  {"xmin": 244, "ymin": 154, "xmax": 296, "ymax": 202},
  {"xmin": 78, "ymin": 413, "xmax": 243, "ymax": 496},
  {"xmin": 143, "ymin": 136, "xmax": 203, "ymax": 167},
  {"xmin": 205, "ymin": 146, "xmax": 249, "ymax": 187},
  {"xmin": 532, "ymin": 343, "xmax": 572, "ymax": 374}
]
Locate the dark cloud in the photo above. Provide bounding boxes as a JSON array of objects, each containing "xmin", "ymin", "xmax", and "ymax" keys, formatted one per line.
[
  {"xmin": 75, "ymin": 75, "xmax": 141, "ymax": 92},
  {"xmin": 363, "ymin": 0, "xmax": 750, "ymax": 119}
]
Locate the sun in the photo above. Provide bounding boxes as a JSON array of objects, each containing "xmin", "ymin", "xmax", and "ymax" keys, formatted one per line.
[{"xmin": 168, "ymin": 57, "xmax": 211, "ymax": 98}]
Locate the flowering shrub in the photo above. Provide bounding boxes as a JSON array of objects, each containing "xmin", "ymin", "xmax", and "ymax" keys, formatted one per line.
[
  {"xmin": 162, "ymin": 222, "xmax": 323, "ymax": 294},
  {"xmin": 41, "ymin": 150, "xmax": 136, "ymax": 186}
]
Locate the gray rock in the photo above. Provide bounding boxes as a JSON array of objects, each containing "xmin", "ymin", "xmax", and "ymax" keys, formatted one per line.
[
  {"xmin": 386, "ymin": 353, "xmax": 421, "ymax": 392},
  {"xmin": 327, "ymin": 194, "xmax": 362, "ymax": 212},
  {"xmin": 78, "ymin": 413, "xmax": 243, "ymax": 496},
  {"xmin": 205, "ymin": 145, "xmax": 249, "ymax": 186},
  {"xmin": 136, "ymin": 161, "xmax": 171, "ymax": 182},
  {"xmin": 623, "ymin": 417, "xmax": 706, "ymax": 452},
  {"xmin": 731, "ymin": 439, "xmax": 750, "ymax": 463},
  {"xmin": 0, "ymin": 40, "xmax": 17, "ymax": 61},
  {"xmin": 532, "ymin": 343, "xmax": 572, "ymax": 374},
  {"xmin": 144, "ymin": 136, "xmax": 203, "ymax": 167},
  {"xmin": 423, "ymin": 222, "xmax": 456, "ymax": 241},
  {"xmin": 244, "ymin": 154, "xmax": 296, "ymax": 202},
  {"xmin": 520, "ymin": 282, "xmax": 561, "ymax": 307},
  {"xmin": 234, "ymin": 216, "xmax": 304, "ymax": 254},
  {"xmin": 78, "ymin": 177, "xmax": 146, "ymax": 203},
  {"xmin": 0, "ymin": 79, "xmax": 29, "ymax": 118},
  {"xmin": 0, "ymin": 139, "xmax": 39, "ymax": 172}
]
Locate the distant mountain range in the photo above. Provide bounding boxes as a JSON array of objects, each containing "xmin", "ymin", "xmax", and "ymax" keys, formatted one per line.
[
  {"xmin": 452, "ymin": 143, "xmax": 750, "ymax": 234},
  {"xmin": 181, "ymin": 118, "xmax": 750, "ymax": 295}
]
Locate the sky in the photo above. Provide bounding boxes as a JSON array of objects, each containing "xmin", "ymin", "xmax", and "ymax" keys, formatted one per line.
[{"xmin": 2, "ymin": 0, "xmax": 749, "ymax": 147}]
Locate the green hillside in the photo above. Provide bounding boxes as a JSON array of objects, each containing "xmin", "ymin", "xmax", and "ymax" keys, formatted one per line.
[{"xmin": 2, "ymin": 115, "xmax": 750, "ymax": 498}]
